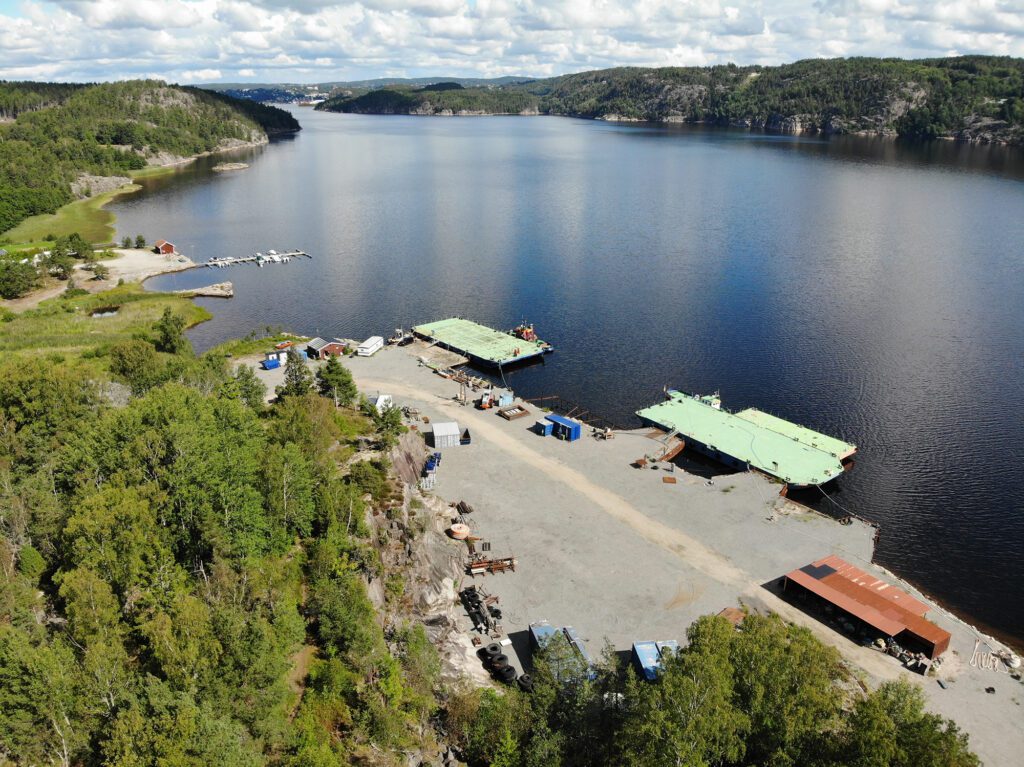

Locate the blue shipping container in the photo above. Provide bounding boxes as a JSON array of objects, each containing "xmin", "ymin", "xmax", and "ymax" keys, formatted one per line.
[
  {"xmin": 262, "ymin": 358, "xmax": 281, "ymax": 370},
  {"xmin": 534, "ymin": 420, "xmax": 554, "ymax": 437},
  {"xmin": 545, "ymin": 414, "xmax": 582, "ymax": 442},
  {"xmin": 529, "ymin": 622, "xmax": 558, "ymax": 649},
  {"xmin": 632, "ymin": 641, "xmax": 662, "ymax": 681}
]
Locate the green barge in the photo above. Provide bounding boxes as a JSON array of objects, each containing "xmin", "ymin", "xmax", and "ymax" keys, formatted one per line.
[
  {"xmin": 636, "ymin": 390, "xmax": 856, "ymax": 489},
  {"xmin": 413, "ymin": 317, "xmax": 553, "ymax": 368}
]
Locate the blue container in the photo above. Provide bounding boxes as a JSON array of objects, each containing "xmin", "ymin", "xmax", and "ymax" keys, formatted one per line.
[
  {"xmin": 498, "ymin": 392, "xmax": 514, "ymax": 407},
  {"xmin": 262, "ymin": 358, "xmax": 281, "ymax": 370},
  {"xmin": 534, "ymin": 420, "xmax": 554, "ymax": 437},
  {"xmin": 529, "ymin": 622, "xmax": 558, "ymax": 650},
  {"xmin": 631, "ymin": 641, "xmax": 663, "ymax": 681},
  {"xmin": 545, "ymin": 414, "xmax": 582, "ymax": 442},
  {"xmin": 632, "ymin": 640, "xmax": 680, "ymax": 681}
]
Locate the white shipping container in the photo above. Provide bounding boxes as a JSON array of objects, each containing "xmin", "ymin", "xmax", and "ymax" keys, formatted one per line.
[{"xmin": 432, "ymin": 421, "xmax": 461, "ymax": 449}]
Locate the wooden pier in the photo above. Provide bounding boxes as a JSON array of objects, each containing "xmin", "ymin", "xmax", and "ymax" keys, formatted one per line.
[{"xmin": 205, "ymin": 250, "xmax": 311, "ymax": 268}]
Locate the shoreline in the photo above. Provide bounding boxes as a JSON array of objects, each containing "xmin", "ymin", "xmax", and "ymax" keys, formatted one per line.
[
  {"xmin": 240, "ymin": 343, "xmax": 1022, "ymax": 767},
  {"xmin": 0, "ymin": 135, "xmax": 271, "ymax": 253},
  {"xmin": 0, "ymin": 248, "xmax": 198, "ymax": 312},
  {"xmin": 318, "ymin": 109, "xmax": 1023, "ymax": 147}
]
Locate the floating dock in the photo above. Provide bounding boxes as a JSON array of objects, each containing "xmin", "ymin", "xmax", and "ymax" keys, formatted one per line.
[
  {"xmin": 206, "ymin": 250, "xmax": 310, "ymax": 268},
  {"xmin": 413, "ymin": 318, "xmax": 553, "ymax": 368},
  {"xmin": 636, "ymin": 390, "xmax": 853, "ymax": 488}
]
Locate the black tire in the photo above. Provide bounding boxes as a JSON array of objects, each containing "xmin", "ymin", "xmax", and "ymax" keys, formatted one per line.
[
  {"xmin": 490, "ymin": 654, "xmax": 508, "ymax": 670},
  {"xmin": 499, "ymin": 665, "xmax": 518, "ymax": 683},
  {"xmin": 485, "ymin": 643, "xmax": 502, "ymax": 657},
  {"xmin": 518, "ymin": 674, "xmax": 534, "ymax": 692}
]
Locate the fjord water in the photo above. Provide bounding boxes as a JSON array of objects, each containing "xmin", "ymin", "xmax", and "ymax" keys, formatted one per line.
[{"xmin": 133, "ymin": 108, "xmax": 1024, "ymax": 646}]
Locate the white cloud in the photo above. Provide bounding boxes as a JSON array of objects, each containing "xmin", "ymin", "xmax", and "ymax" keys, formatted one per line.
[
  {"xmin": 0, "ymin": 0, "xmax": 1019, "ymax": 83},
  {"xmin": 181, "ymin": 67, "xmax": 223, "ymax": 80}
]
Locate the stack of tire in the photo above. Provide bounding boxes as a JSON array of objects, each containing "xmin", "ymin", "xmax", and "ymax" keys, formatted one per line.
[
  {"xmin": 480, "ymin": 643, "xmax": 518, "ymax": 685},
  {"xmin": 460, "ymin": 587, "xmax": 486, "ymax": 631}
]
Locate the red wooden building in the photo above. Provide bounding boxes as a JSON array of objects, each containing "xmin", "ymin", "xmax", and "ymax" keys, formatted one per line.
[
  {"xmin": 153, "ymin": 240, "xmax": 175, "ymax": 255},
  {"xmin": 306, "ymin": 337, "xmax": 347, "ymax": 359}
]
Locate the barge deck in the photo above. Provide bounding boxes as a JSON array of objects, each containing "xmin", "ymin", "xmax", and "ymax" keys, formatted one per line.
[
  {"xmin": 636, "ymin": 391, "xmax": 848, "ymax": 488},
  {"xmin": 413, "ymin": 317, "xmax": 553, "ymax": 368}
]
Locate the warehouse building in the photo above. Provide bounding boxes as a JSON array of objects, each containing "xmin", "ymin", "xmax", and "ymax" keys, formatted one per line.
[{"xmin": 783, "ymin": 555, "xmax": 951, "ymax": 658}]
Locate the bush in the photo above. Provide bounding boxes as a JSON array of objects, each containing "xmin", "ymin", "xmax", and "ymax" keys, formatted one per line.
[
  {"xmin": 0, "ymin": 261, "xmax": 39, "ymax": 299},
  {"xmin": 17, "ymin": 545, "xmax": 46, "ymax": 581}
]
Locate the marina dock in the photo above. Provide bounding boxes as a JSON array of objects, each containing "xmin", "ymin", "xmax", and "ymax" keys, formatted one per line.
[
  {"xmin": 636, "ymin": 390, "xmax": 851, "ymax": 488},
  {"xmin": 205, "ymin": 249, "xmax": 311, "ymax": 268},
  {"xmin": 413, "ymin": 317, "xmax": 553, "ymax": 368}
]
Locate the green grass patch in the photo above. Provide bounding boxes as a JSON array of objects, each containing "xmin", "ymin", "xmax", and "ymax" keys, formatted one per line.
[
  {"xmin": 1, "ymin": 184, "xmax": 141, "ymax": 247},
  {"xmin": 129, "ymin": 165, "xmax": 179, "ymax": 180},
  {"xmin": 0, "ymin": 283, "xmax": 210, "ymax": 366},
  {"xmin": 335, "ymin": 408, "xmax": 374, "ymax": 444},
  {"xmin": 207, "ymin": 332, "xmax": 311, "ymax": 359}
]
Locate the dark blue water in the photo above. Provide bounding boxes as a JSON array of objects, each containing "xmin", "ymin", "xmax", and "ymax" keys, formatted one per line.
[{"xmin": 126, "ymin": 108, "xmax": 1024, "ymax": 646}]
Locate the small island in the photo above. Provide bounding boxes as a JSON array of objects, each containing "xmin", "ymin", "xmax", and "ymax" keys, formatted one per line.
[{"xmin": 212, "ymin": 162, "xmax": 249, "ymax": 172}]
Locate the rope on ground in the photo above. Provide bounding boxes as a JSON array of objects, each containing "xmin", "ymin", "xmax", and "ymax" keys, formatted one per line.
[{"xmin": 814, "ymin": 482, "xmax": 858, "ymax": 518}]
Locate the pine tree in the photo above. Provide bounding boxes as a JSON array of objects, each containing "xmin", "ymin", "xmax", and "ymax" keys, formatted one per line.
[
  {"xmin": 315, "ymin": 355, "xmax": 357, "ymax": 407},
  {"xmin": 276, "ymin": 348, "xmax": 313, "ymax": 399}
]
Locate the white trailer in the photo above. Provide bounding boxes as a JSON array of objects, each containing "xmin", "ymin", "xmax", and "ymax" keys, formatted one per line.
[{"xmin": 357, "ymin": 336, "xmax": 384, "ymax": 357}]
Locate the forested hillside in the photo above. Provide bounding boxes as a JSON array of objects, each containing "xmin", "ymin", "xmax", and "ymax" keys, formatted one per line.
[
  {"xmin": 0, "ymin": 81, "xmax": 299, "ymax": 236},
  {"xmin": 318, "ymin": 82, "xmax": 539, "ymax": 115},
  {"xmin": 318, "ymin": 56, "xmax": 1024, "ymax": 144},
  {"xmin": 0, "ymin": 284, "xmax": 980, "ymax": 767}
]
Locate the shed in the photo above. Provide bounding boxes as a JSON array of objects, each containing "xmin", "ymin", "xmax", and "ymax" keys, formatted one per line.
[
  {"xmin": 307, "ymin": 337, "xmax": 347, "ymax": 360},
  {"xmin": 306, "ymin": 337, "xmax": 328, "ymax": 356},
  {"xmin": 545, "ymin": 414, "xmax": 582, "ymax": 442},
  {"xmin": 153, "ymin": 240, "xmax": 175, "ymax": 255},
  {"xmin": 534, "ymin": 419, "xmax": 554, "ymax": 437},
  {"xmin": 432, "ymin": 421, "xmax": 461, "ymax": 449},
  {"xmin": 783, "ymin": 555, "xmax": 951, "ymax": 658}
]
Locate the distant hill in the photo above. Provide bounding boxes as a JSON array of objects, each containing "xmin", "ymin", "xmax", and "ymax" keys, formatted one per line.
[
  {"xmin": 200, "ymin": 76, "xmax": 536, "ymax": 104},
  {"xmin": 319, "ymin": 84, "xmax": 539, "ymax": 116},
  {"xmin": 0, "ymin": 80, "xmax": 299, "ymax": 236},
  {"xmin": 316, "ymin": 57, "xmax": 1024, "ymax": 144}
]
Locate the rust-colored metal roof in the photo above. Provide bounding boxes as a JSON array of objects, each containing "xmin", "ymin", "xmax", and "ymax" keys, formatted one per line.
[{"xmin": 785, "ymin": 555, "xmax": 951, "ymax": 653}]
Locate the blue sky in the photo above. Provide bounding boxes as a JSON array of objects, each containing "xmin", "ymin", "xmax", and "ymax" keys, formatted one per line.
[{"xmin": 0, "ymin": 1, "xmax": 1021, "ymax": 83}]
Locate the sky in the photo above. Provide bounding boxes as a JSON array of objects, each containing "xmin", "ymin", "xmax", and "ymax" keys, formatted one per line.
[{"xmin": 0, "ymin": 1, "xmax": 1022, "ymax": 84}]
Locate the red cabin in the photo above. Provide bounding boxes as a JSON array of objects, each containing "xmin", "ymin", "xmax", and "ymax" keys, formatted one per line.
[{"xmin": 153, "ymin": 240, "xmax": 175, "ymax": 255}]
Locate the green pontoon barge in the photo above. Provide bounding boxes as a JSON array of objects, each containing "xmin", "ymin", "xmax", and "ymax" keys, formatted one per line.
[
  {"xmin": 413, "ymin": 318, "xmax": 553, "ymax": 369},
  {"xmin": 636, "ymin": 390, "xmax": 856, "ymax": 489}
]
